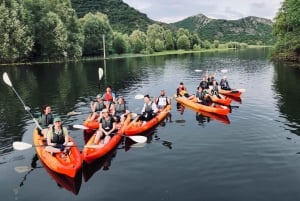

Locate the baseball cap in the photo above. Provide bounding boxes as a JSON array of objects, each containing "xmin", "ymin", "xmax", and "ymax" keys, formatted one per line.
[
  {"xmin": 102, "ymin": 108, "xmax": 108, "ymax": 113},
  {"xmin": 54, "ymin": 117, "xmax": 61, "ymax": 122}
]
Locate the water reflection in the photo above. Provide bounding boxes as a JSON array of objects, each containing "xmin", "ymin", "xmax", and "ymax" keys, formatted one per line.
[{"xmin": 273, "ymin": 63, "xmax": 300, "ymax": 135}]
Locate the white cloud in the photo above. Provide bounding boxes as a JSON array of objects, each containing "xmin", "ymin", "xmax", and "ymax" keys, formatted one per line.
[{"xmin": 123, "ymin": 0, "xmax": 283, "ymax": 23}]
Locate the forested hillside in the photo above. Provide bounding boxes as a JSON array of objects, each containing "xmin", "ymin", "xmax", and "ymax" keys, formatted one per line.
[
  {"xmin": 172, "ymin": 14, "xmax": 275, "ymax": 45},
  {"xmin": 71, "ymin": 0, "xmax": 154, "ymax": 33}
]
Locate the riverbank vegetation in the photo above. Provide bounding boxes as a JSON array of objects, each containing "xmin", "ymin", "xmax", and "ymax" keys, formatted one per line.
[{"xmin": 272, "ymin": 0, "xmax": 300, "ymax": 62}]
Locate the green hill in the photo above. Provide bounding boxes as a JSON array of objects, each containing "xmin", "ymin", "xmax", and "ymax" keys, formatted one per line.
[{"xmin": 172, "ymin": 14, "xmax": 275, "ymax": 45}]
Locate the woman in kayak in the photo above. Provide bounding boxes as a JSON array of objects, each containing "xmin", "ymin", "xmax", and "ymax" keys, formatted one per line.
[
  {"xmin": 137, "ymin": 94, "xmax": 158, "ymax": 123},
  {"xmin": 93, "ymin": 108, "xmax": 117, "ymax": 146},
  {"xmin": 38, "ymin": 104, "xmax": 54, "ymax": 139},
  {"xmin": 45, "ymin": 117, "xmax": 73, "ymax": 156}
]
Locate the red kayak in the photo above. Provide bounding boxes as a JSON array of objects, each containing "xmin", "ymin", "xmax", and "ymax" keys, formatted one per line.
[
  {"xmin": 125, "ymin": 105, "xmax": 171, "ymax": 136},
  {"xmin": 82, "ymin": 114, "xmax": 131, "ymax": 164},
  {"xmin": 174, "ymin": 95, "xmax": 230, "ymax": 116}
]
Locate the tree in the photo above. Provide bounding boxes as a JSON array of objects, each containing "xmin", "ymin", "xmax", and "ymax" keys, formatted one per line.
[
  {"xmin": 39, "ymin": 12, "xmax": 68, "ymax": 59},
  {"xmin": 112, "ymin": 32, "xmax": 127, "ymax": 54},
  {"xmin": 146, "ymin": 24, "xmax": 165, "ymax": 52},
  {"xmin": 272, "ymin": 0, "xmax": 300, "ymax": 61},
  {"xmin": 129, "ymin": 29, "xmax": 147, "ymax": 53},
  {"xmin": 0, "ymin": 0, "xmax": 33, "ymax": 63},
  {"xmin": 80, "ymin": 12, "xmax": 113, "ymax": 56},
  {"xmin": 164, "ymin": 30, "xmax": 174, "ymax": 50},
  {"xmin": 177, "ymin": 35, "xmax": 190, "ymax": 50}
]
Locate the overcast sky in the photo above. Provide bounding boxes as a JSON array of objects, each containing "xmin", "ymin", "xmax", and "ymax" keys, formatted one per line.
[{"xmin": 122, "ymin": 0, "xmax": 283, "ymax": 23}]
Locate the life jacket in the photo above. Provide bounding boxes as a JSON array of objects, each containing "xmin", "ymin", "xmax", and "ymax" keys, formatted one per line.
[
  {"xmin": 115, "ymin": 103, "xmax": 126, "ymax": 115},
  {"xmin": 40, "ymin": 113, "xmax": 53, "ymax": 128},
  {"xmin": 50, "ymin": 126, "xmax": 66, "ymax": 144},
  {"xmin": 103, "ymin": 92, "xmax": 113, "ymax": 102},
  {"xmin": 95, "ymin": 101, "xmax": 105, "ymax": 112},
  {"xmin": 145, "ymin": 101, "xmax": 154, "ymax": 113},
  {"xmin": 156, "ymin": 95, "xmax": 169, "ymax": 107},
  {"xmin": 100, "ymin": 115, "xmax": 114, "ymax": 131}
]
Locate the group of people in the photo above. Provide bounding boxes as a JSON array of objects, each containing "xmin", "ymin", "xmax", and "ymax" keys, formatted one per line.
[
  {"xmin": 92, "ymin": 88, "xmax": 172, "ymax": 146},
  {"xmin": 38, "ymin": 84, "xmax": 175, "ymax": 153},
  {"xmin": 176, "ymin": 74, "xmax": 231, "ymax": 106}
]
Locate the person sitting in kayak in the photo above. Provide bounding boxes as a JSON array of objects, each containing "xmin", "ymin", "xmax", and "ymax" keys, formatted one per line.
[
  {"xmin": 210, "ymin": 80, "xmax": 221, "ymax": 98},
  {"xmin": 137, "ymin": 94, "xmax": 158, "ymax": 124},
  {"xmin": 89, "ymin": 94, "xmax": 106, "ymax": 121},
  {"xmin": 113, "ymin": 96, "xmax": 130, "ymax": 126},
  {"xmin": 195, "ymin": 87, "xmax": 212, "ymax": 106},
  {"xmin": 45, "ymin": 117, "xmax": 73, "ymax": 156},
  {"xmin": 177, "ymin": 82, "xmax": 195, "ymax": 99},
  {"xmin": 102, "ymin": 85, "xmax": 116, "ymax": 104},
  {"xmin": 177, "ymin": 82, "xmax": 189, "ymax": 97},
  {"xmin": 220, "ymin": 76, "xmax": 231, "ymax": 90},
  {"xmin": 37, "ymin": 104, "xmax": 54, "ymax": 139},
  {"xmin": 93, "ymin": 108, "xmax": 117, "ymax": 146},
  {"xmin": 154, "ymin": 89, "xmax": 172, "ymax": 122},
  {"xmin": 199, "ymin": 76, "xmax": 209, "ymax": 89}
]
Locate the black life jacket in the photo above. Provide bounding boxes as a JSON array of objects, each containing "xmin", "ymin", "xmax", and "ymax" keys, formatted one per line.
[
  {"xmin": 100, "ymin": 115, "xmax": 114, "ymax": 131},
  {"xmin": 51, "ymin": 126, "xmax": 65, "ymax": 144}
]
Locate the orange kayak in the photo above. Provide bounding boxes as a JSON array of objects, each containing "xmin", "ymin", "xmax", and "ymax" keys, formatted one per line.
[
  {"xmin": 33, "ymin": 128, "xmax": 82, "ymax": 178},
  {"xmin": 219, "ymin": 89, "xmax": 242, "ymax": 98},
  {"xmin": 83, "ymin": 118, "xmax": 99, "ymax": 129},
  {"xmin": 82, "ymin": 114, "xmax": 131, "ymax": 164},
  {"xmin": 186, "ymin": 105, "xmax": 230, "ymax": 124},
  {"xmin": 124, "ymin": 105, "xmax": 171, "ymax": 136},
  {"xmin": 191, "ymin": 95, "xmax": 232, "ymax": 106},
  {"xmin": 174, "ymin": 95, "xmax": 230, "ymax": 116}
]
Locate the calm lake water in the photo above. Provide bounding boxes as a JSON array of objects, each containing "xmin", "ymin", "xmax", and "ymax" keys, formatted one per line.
[{"xmin": 1, "ymin": 48, "xmax": 300, "ymax": 201}]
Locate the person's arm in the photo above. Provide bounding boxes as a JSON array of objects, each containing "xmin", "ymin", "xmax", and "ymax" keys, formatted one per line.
[
  {"xmin": 63, "ymin": 127, "xmax": 69, "ymax": 146},
  {"xmin": 90, "ymin": 101, "xmax": 95, "ymax": 112},
  {"xmin": 152, "ymin": 102, "xmax": 158, "ymax": 113},
  {"xmin": 141, "ymin": 103, "xmax": 146, "ymax": 113},
  {"xmin": 47, "ymin": 130, "xmax": 55, "ymax": 146}
]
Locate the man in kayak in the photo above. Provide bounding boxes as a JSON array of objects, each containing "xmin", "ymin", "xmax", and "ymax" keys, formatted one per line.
[
  {"xmin": 45, "ymin": 117, "xmax": 73, "ymax": 157},
  {"xmin": 195, "ymin": 87, "xmax": 212, "ymax": 106},
  {"xmin": 220, "ymin": 76, "xmax": 231, "ymax": 90},
  {"xmin": 154, "ymin": 89, "xmax": 172, "ymax": 122},
  {"xmin": 137, "ymin": 94, "xmax": 158, "ymax": 123},
  {"xmin": 93, "ymin": 108, "xmax": 117, "ymax": 146}
]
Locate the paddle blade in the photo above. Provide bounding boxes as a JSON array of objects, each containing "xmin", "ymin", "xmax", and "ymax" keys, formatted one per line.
[
  {"xmin": 194, "ymin": 69, "xmax": 203, "ymax": 72},
  {"xmin": 13, "ymin": 142, "xmax": 33, "ymax": 150},
  {"xmin": 3, "ymin": 72, "xmax": 12, "ymax": 87},
  {"xmin": 135, "ymin": 94, "xmax": 144, "ymax": 99},
  {"xmin": 98, "ymin": 68, "xmax": 103, "ymax": 81},
  {"xmin": 237, "ymin": 88, "xmax": 246, "ymax": 92},
  {"xmin": 73, "ymin": 124, "xmax": 89, "ymax": 130},
  {"xmin": 128, "ymin": 135, "xmax": 147, "ymax": 143},
  {"xmin": 15, "ymin": 166, "xmax": 32, "ymax": 173}
]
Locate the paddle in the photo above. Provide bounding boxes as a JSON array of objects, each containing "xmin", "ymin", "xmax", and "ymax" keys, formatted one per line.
[
  {"xmin": 3, "ymin": 72, "xmax": 42, "ymax": 130},
  {"xmin": 134, "ymin": 94, "xmax": 145, "ymax": 99},
  {"xmin": 72, "ymin": 124, "xmax": 147, "ymax": 143},
  {"xmin": 98, "ymin": 67, "xmax": 103, "ymax": 90},
  {"xmin": 12, "ymin": 141, "xmax": 84, "ymax": 151}
]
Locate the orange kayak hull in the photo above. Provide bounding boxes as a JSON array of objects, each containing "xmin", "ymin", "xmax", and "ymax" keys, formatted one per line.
[
  {"xmin": 124, "ymin": 105, "xmax": 171, "ymax": 136},
  {"xmin": 33, "ymin": 128, "xmax": 82, "ymax": 178}
]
